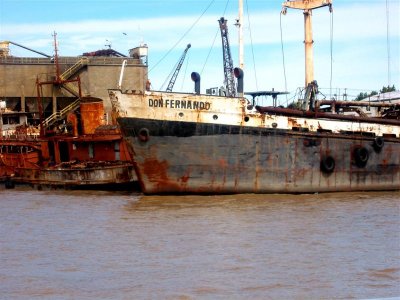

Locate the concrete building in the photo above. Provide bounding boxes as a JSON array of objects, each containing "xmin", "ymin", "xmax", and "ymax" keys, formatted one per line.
[{"xmin": 0, "ymin": 43, "xmax": 148, "ymax": 124}]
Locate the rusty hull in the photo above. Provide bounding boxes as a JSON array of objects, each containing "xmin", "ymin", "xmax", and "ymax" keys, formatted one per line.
[
  {"xmin": 110, "ymin": 89, "xmax": 400, "ymax": 194},
  {"xmin": 13, "ymin": 161, "xmax": 137, "ymax": 187},
  {"xmin": 119, "ymin": 118, "xmax": 400, "ymax": 194}
]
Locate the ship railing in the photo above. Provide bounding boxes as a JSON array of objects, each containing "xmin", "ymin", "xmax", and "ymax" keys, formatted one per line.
[{"xmin": 42, "ymin": 98, "xmax": 81, "ymax": 129}]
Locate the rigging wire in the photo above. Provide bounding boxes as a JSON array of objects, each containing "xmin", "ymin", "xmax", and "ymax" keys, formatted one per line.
[
  {"xmin": 386, "ymin": 0, "xmax": 391, "ymax": 86},
  {"xmin": 201, "ymin": 29, "xmax": 220, "ymax": 76},
  {"xmin": 180, "ymin": 52, "xmax": 190, "ymax": 91},
  {"xmin": 279, "ymin": 12, "xmax": 288, "ymax": 103},
  {"xmin": 245, "ymin": 0, "xmax": 259, "ymax": 91},
  {"xmin": 148, "ymin": 0, "xmax": 216, "ymax": 75},
  {"xmin": 329, "ymin": 6, "xmax": 334, "ymax": 100},
  {"xmin": 160, "ymin": 56, "xmax": 180, "ymax": 90},
  {"xmin": 201, "ymin": 0, "xmax": 231, "ymax": 77}
]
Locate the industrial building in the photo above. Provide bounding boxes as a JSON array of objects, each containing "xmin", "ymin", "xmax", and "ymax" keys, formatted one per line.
[{"xmin": 0, "ymin": 40, "xmax": 148, "ymax": 126}]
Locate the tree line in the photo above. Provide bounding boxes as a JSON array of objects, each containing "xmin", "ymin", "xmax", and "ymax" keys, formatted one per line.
[{"xmin": 355, "ymin": 85, "xmax": 396, "ymax": 101}]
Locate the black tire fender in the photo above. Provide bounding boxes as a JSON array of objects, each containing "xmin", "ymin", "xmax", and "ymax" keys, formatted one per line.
[
  {"xmin": 354, "ymin": 147, "xmax": 369, "ymax": 168},
  {"xmin": 373, "ymin": 136, "xmax": 384, "ymax": 152},
  {"xmin": 320, "ymin": 155, "xmax": 335, "ymax": 174},
  {"xmin": 138, "ymin": 128, "xmax": 149, "ymax": 142}
]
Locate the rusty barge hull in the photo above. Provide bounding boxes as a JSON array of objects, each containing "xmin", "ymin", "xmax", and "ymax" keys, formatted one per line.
[
  {"xmin": 119, "ymin": 117, "xmax": 399, "ymax": 194},
  {"xmin": 13, "ymin": 162, "xmax": 137, "ymax": 187}
]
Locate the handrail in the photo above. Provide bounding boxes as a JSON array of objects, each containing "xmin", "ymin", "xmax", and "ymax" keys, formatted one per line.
[
  {"xmin": 42, "ymin": 98, "xmax": 80, "ymax": 128},
  {"xmin": 62, "ymin": 82, "xmax": 80, "ymax": 97},
  {"xmin": 60, "ymin": 57, "xmax": 88, "ymax": 80}
]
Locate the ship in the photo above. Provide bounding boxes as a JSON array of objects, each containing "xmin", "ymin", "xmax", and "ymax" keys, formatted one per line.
[
  {"xmin": 0, "ymin": 99, "xmax": 137, "ymax": 189},
  {"xmin": 109, "ymin": 0, "xmax": 400, "ymax": 194}
]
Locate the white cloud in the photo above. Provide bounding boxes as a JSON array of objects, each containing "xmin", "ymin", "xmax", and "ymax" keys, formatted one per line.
[{"xmin": 1, "ymin": 2, "xmax": 398, "ymax": 95}]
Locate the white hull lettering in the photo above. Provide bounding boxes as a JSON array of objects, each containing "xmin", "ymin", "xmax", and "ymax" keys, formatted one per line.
[{"xmin": 149, "ymin": 98, "xmax": 210, "ymax": 111}]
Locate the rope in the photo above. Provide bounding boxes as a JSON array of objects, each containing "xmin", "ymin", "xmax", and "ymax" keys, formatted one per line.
[
  {"xmin": 148, "ymin": 0, "xmax": 216, "ymax": 75},
  {"xmin": 245, "ymin": 0, "xmax": 259, "ymax": 91},
  {"xmin": 279, "ymin": 12, "xmax": 288, "ymax": 103}
]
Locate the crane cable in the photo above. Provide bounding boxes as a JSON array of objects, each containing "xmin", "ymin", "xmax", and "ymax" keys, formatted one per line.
[
  {"xmin": 160, "ymin": 53, "xmax": 181, "ymax": 90},
  {"xmin": 386, "ymin": 0, "xmax": 391, "ymax": 86},
  {"xmin": 329, "ymin": 5, "xmax": 334, "ymax": 100},
  {"xmin": 245, "ymin": 0, "xmax": 259, "ymax": 92},
  {"xmin": 148, "ymin": 0, "xmax": 216, "ymax": 75},
  {"xmin": 180, "ymin": 52, "xmax": 190, "ymax": 91},
  {"xmin": 279, "ymin": 11, "xmax": 288, "ymax": 104},
  {"xmin": 201, "ymin": 29, "xmax": 219, "ymax": 76},
  {"xmin": 201, "ymin": 0, "xmax": 230, "ymax": 77}
]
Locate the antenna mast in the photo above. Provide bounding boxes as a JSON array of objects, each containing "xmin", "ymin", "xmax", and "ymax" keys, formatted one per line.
[{"xmin": 53, "ymin": 31, "xmax": 61, "ymax": 83}]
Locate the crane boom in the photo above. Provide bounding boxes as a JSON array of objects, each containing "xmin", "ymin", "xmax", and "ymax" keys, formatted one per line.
[
  {"xmin": 166, "ymin": 44, "xmax": 191, "ymax": 92},
  {"xmin": 218, "ymin": 17, "xmax": 236, "ymax": 97},
  {"xmin": 2, "ymin": 41, "xmax": 51, "ymax": 58}
]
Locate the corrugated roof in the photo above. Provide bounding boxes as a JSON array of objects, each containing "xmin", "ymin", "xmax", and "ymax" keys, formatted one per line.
[{"xmin": 362, "ymin": 91, "xmax": 400, "ymax": 102}]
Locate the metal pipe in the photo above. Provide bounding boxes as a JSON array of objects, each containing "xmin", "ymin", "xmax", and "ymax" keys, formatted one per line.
[
  {"xmin": 304, "ymin": 10, "xmax": 314, "ymax": 87},
  {"xmin": 316, "ymin": 100, "xmax": 399, "ymax": 108},
  {"xmin": 234, "ymin": 67, "xmax": 244, "ymax": 96},
  {"xmin": 6, "ymin": 41, "xmax": 52, "ymax": 58},
  {"xmin": 191, "ymin": 72, "xmax": 201, "ymax": 95},
  {"xmin": 118, "ymin": 60, "xmax": 127, "ymax": 89},
  {"xmin": 255, "ymin": 105, "xmax": 400, "ymax": 126}
]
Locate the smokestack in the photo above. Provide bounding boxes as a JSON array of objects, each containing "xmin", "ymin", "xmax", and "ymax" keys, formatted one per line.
[
  {"xmin": 234, "ymin": 67, "xmax": 244, "ymax": 96},
  {"xmin": 191, "ymin": 72, "xmax": 201, "ymax": 95}
]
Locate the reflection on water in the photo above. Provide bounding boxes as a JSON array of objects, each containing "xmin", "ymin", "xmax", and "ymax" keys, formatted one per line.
[{"xmin": 1, "ymin": 188, "xmax": 399, "ymax": 299}]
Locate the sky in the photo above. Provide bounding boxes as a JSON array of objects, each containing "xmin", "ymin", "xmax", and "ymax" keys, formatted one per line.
[{"xmin": 0, "ymin": 0, "xmax": 399, "ymax": 105}]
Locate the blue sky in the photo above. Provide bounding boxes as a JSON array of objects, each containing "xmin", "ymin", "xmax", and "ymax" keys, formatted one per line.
[{"xmin": 1, "ymin": 0, "xmax": 399, "ymax": 104}]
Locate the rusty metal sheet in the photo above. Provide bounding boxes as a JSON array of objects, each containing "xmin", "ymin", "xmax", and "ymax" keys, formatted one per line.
[
  {"xmin": 120, "ymin": 118, "xmax": 400, "ymax": 194},
  {"xmin": 13, "ymin": 162, "xmax": 137, "ymax": 187}
]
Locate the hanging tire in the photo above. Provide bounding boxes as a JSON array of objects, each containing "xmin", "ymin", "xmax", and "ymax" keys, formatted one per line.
[
  {"xmin": 5, "ymin": 177, "xmax": 15, "ymax": 189},
  {"xmin": 373, "ymin": 136, "xmax": 384, "ymax": 152},
  {"xmin": 320, "ymin": 155, "xmax": 335, "ymax": 174},
  {"xmin": 138, "ymin": 128, "xmax": 149, "ymax": 142},
  {"xmin": 354, "ymin": 147, "xmax": 369, "ymax": 168}
]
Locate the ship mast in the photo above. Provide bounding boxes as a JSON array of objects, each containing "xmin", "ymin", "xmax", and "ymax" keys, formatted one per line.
[
  {"xmin": 237, "ymin": 0, "xmax": 244, "ymax": 69},
  {"xmin": 282, "ymin": 0, "xmax": 332, "ymax": 88}
]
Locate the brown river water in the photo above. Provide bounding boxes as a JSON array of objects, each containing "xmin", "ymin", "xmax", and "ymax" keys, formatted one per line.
[{"xmin": 0, "ymin": 187, "xmax": 399, "ymax": 299}]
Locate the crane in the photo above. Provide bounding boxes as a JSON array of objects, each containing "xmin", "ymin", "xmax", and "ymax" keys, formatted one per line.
[
  {"xmin": 218, "ymin": 17, "xmax": 236, "ymax": 97},
  {"xmin": 166, "ymin": 44, "xmax": 191, "ymax": 92},
  {"xmin": 282, "ymin": 0, "xmax": 333, "ymax": 88},
  {"xmin": 282, "ymin": 0, "xmax": 333, "ymax": 110},
  {"xmin": 1, "ymin": 41, "xmax": 51, "ymax": 58}
]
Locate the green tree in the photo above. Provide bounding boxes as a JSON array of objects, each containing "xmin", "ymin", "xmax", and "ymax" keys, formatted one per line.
[
  {"xmin": 355, "ymin": 85, "xmax": 396, "ymax": 101},
  {"xmin": 380, "ymin": 85, "xmax": 396, "ymax": 93}
]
